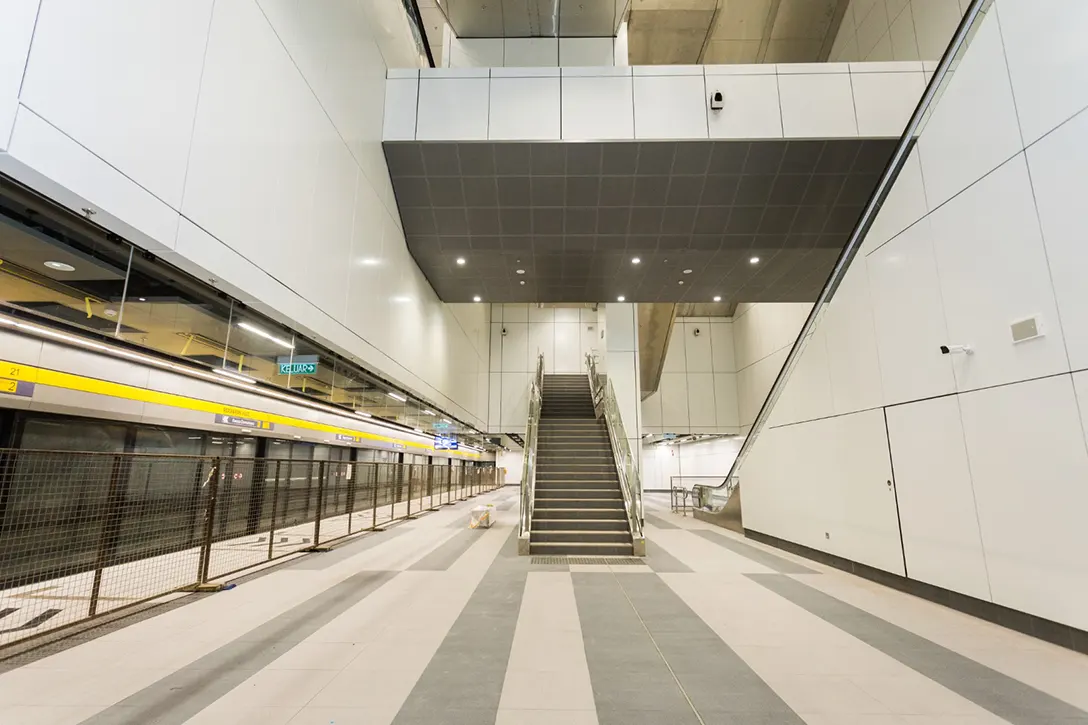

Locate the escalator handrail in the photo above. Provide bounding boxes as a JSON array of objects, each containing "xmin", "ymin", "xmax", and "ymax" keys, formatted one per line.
[{"xmin": 518, "ymin": 353, "xmax": 545, "ymax": 542}]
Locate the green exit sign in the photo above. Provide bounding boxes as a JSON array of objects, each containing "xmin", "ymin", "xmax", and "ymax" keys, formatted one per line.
[{"xmin": 279, "ymin": 362, "xmax": 317, "ymax": 375}]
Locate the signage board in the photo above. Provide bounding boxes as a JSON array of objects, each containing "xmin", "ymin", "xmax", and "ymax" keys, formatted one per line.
[
  {"xmin": 278, "ymin": 362, "xmax": 317, "ymax": 375},
  {"xmin": 434, "ymin": 435, "xmax": 459, "ymax": 451},
  {"xmin": 0, "ymin": 379, "xmax": 34, "ymax": 398},
  {"xmin": 215, "ymin": 413, "xmax": 274, "ymax": 431},
  {"xmin": 335, "ymin": 433, "xmax": 357, "ymax": 443}
]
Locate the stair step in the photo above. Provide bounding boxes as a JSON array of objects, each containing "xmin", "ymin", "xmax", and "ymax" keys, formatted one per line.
[
  {"xmin": 537, "ymin": 488, "xmax": 621, "ymax": 499},
  {"xmin": 533, "ymin": 507, "xmax": 627, "ymax": 520},
  {"xmin": 529, "ymin": 542, "xmax": 635, "ymax": 556},
  {"xmin": 537, "ymin": 498, "xmax": 624, "ymax": 509},
  {"xmin": 531, "ymin": 519, "xmax": 630, "ymax": 531},
  {"xmin": 531, "ymin": 531, "xmax": 632, "ymax": 544}
]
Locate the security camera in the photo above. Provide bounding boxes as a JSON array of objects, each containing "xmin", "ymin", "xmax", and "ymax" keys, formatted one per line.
[
  {"xmin": 501, "ymin": 327, "xmax": 508, "ymax": 337},
  {"xmin": 709, "ymin": 91, "xmax": 724, "ymax": 111},
  {"xmin": 940, "ymin": 344, "xmax": 973, "ymax": 355},
  {"xmin": 693, "ymin": 328, "xmax": 701, "ymax": 337}
]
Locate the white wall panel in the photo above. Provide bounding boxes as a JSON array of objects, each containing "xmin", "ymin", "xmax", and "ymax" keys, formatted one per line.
[
  {"xmin": 529, "ymin": 320, "xmax": 555, "ymax": 372},
  {"xmin": 686, "ymin": 372, "xmax": 716, "ymax": 428},
  {"xmin": 850, "ymin": 69, "xmax": 925, "ymax": 136},
  {"xmin": 866, "ymin": 217, "xmax": 956, "ymax": 405},
  {"xmin": 488, "ymin": 371, "xmax": 501, "ymax": 431},
  {"xmin": 709, "ymin": 321, "xmax": 736, "ymax": 373},
  {"xmin": 417, "ymin": 77, "xmax": 489, "ymax": 140},
  {"xmin": 929, "ymin": 155, "xmax": 1068, "ymax": 392},
  {"xmin": 662, "ymin": 325, "xmax": 687, "ymax": 372},
  {"xmin": 19, "ymin": 0, "xmax": 212, "ymax": 207},
  {"xmin": 641, "ymin": 391, "xmax": 662, "ymax": 432},
  {"xmin": 996, "ymin": 0, "xmax": 1088, "ymax": 145},
  {"xmin": 705, "ymin": 74, "xmax": 782, "ymax": 140},
  {"xmin": 383, "ymin": 77, "xmax": 418, "ymax": 140},
  {"xmin": 633, "ymin": 75, "xmax": 708, "ymax": 140},
  {"xmin": 681, "ymin": 320, "xmax": 713, "ymax": 373},
  {"xmin": 560, "ymin": 38, "xmax": 614, "ymax": 67},
  {"xmin": 774, "ymin": 326, "xmax": 833, "ymax": 426},
  {"xmin": 501, "ymin": 303, "xmax": 529, "ymax": 323},
  {"xmin": 778, "ymin": 73, "xmax": 858, "ymax": 138},
  {"xmin": 960, "ymin": 375, "xmax": 1088, "ymax": 630},
  {"xmin": 713, "ymin": 373, "xmax": 740, "ymax": 429},
  {"xmin": 528, "ymin": 304, "xmax": 554, "ymax": 323},
  {"xmin": 489, "ymin": 76, "xmax": 560, "ymax": 141},
  {"xmin": 561, "ymin": 75, "xmax": 634, "ymax": 140},
  {"xmin": 503, "ymin": 38, "xmax": 558, "ymax": 67},
  {"xmin": 911, "ymin": 0, "xmax": 966, "ymax": 60},
  {"xmin": 1025, "ymin": 108, "xmax": 1088, "ymax": 371},
  {"xmin": 500, "ymin": 322, "xmax": 529, "ymax": 372},
  {"xmin": 737, "ymin": 348, "xmax": 787, "ymax": 429},
  {"xmin": 822, "ymin": 264, "xmax": 884, "ymax": 415},
  {"xmin": 659, "ymin": 373, "xmax": 690, "ymax": 431},
  {"xmin": 860, "ymin": 146, "xmax": 926, "ymax": 255},
  {"xmin": 0, "ymin": 0, "xmax": 42, "ymax": 151},
  {"xmin": 554, "ymin": 307, "xmax": 580, "ymax": 323},
  {"xmin": 448, "ymin": 38, "xmax": 503, "ymax": 67},
  {"xmin": 887, "ymin": 395, "xmax": 992, "ymax": 600},
  {"xmin": 916, "ymin": 11, "xmax": 1022, "ymax": 209},
  {"xmin": 554, "ymin": 322, "xmax": 581, "ymax": 373},
  {"xmin": 500, "ymin": 371, "xmax": 530, "ymax": 430}
]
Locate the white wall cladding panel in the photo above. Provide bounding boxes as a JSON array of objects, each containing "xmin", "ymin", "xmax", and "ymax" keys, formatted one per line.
[
  {"xmin": 997, "ymin": 0, "xmax": 1088, "ymax": 146},
  {"xmin": 821, "ymin": 263, "xmax": 884, "ymax": 416},
  {"xmin": 705, "ymin": 74, "xmax": 782, "ymax": 139},
  {"xmin": 778, "ymin": 72, "xmax": 859, "ymax": 138},
  {"xmin": 1025, "ymin": 108, "xmax": 1088, "ymax": 372},
  {"xmin": 562, "ymin": 75, "xmax": 635, "ymax": 141},
  {"xmin": 929, "ymin": 155, "xmax": 1068, "ymax": 393},
  {"xmin": 416, "ymin": 78, "xmax": 489, "ymax": 140},
  {"xmin": 916, "ymin": 11, "xmax": 1022, "ymax": 210},
  {"xmin": 886, "ymin": 395, "xmax": 992, "ymax": 600},
  {"xmin": 0, "ymin": 0, "xmax": 43, "ymax": 151},
  {"xmin": 850, "ymin": 69, "xmax": 925, "ymax": 137},
  {"xmin": 960, "ymin": 375, "xmax": 1088, "ymax": 631},
  {"xmin": 489, "ymin": 77, "xmax": 560, "ymax": 141},
  {"xmin": 860, "ymin": 146, "xmax": 926, "ymax": 255},
  {"xmin": 633, "ymin": 74, "xmax": 708, "ymax": 139},
  {"xmin": 19, "ymin": 0, "xmax": 213, "ymax": 207},
  {"xmin": 384, "ymin": 78, "xmax": 419, "ymax": 141},
  {"xmin": 560, "ymin": 38, "xmax": 615, "ymax": 67}
]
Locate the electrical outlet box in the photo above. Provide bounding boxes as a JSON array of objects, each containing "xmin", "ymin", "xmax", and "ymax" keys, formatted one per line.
[{"xmin": 1011, "ymin": 316, "xmax": 1043, "ymax": 344}]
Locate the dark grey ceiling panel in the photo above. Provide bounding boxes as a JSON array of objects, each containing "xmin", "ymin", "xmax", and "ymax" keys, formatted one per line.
[{"xmin": 383, "ymin": 138, "xmax": 898, "ymax": 307}]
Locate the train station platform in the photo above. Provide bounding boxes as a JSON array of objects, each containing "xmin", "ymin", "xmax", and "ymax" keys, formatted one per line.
[{"xmin": 1, "ymin": 490, "xmax": 1086, "ymax": 725}]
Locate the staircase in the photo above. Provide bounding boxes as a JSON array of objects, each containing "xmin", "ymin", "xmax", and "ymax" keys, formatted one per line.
[{"xmin": 529, "ymin": 374, "xmax": 634, "ymax": 556}]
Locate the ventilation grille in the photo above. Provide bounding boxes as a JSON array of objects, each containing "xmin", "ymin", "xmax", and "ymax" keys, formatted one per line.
[{"xmin": 532, "ymin": 556, "xmax": 647, "ymax": 566}]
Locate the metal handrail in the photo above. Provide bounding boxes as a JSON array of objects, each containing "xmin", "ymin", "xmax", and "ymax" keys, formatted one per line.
[
  {"xmin": 691, "ymin": 0, "xmax": 992, "ymax": 512},
  {"xmin": 586, "ymin": 353, "xmax": 646, "ymax": 553},
  {"xmin": 518, "ymin": 353, "xmax": 545, "ymax": 550}
]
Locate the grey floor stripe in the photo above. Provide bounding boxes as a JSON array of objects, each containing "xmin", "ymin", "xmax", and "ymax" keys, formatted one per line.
[
  {"xmin": 573, "ymin": 573, "xmax": 701, "ymax": 725},
  {"xmin": 392, "ymin": 527, "xmax": 528, "ymax": 724},
  {"xmin": 748, "ymin": 573, "xmax": 1088, "ymax": 725},
  {"xmin": 644, "ymin": 540, "xmax": 692, "ymax": 573},
  {"xmin": 644, "ymin": 513, "xmax": 680, "ymax": 530},
  {"xmin": 78, "ymin": 569, "xmax": 396, "ymax": 725},
  {"xmin": 408, "ymin": 528, "xmax": 485, "ymax": 571},
  {"xmin": 612, "ymin": 573, "xmax": 806, "ymax": 725},
  {"xmin": 691, "ymin": 529, "xmax": 816, "ymax": 574},
  {"xmin": 288, "ymin": 527, "xmax": 409, "ymax": 570}
]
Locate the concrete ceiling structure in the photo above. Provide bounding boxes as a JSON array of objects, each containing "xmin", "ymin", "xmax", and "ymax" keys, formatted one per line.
[
  {"xmin": 384, "ymin": 138, "xmax": 897, "ymax": 305},
  {"xmin": 627, "ymin": 0, "xmax": 851, "ymax": 65}
]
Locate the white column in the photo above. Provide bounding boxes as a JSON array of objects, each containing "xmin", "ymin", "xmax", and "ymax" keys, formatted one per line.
[{"xmin": 605, "ymin": 303, "xmax": 641, "ymax": 474}]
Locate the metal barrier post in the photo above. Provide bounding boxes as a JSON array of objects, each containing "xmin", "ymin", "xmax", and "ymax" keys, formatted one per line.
[
  {"xmin": 370, "ymin": 464, "xmax": 380, "ymax": 530},
  {"xmin": 89, "ymin": 451, "xmax": 134, "ymax": 616},
  {"xmin": 198, "ymin": 458, "xmax": 221, "ymax": 585},
  {"xmin": 427, "ymin": 463, "xmax": 437, "ymax": 511},
  {"xmin": 268, "ymin": 460, "xmax": 281, "ymax": 560},
  {"xmin": 389, "ymin": 463, "xmax": 396, "ymax": 523},
  {"xmin": 347, "ymin": 460, "xmax": 358, "ymax": 534},
  {"xmin": 406, "ymin": 464, "xmax": 413, "ymax": 519},
  {"xmin": 313, "ymin": 460, "xmax": 326, "ymax": 546}
]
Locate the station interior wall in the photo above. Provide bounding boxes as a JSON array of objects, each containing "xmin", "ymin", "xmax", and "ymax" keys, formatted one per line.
[
  {"xmin": 0, "ymin": 0, "xmax": 490, "ymax": 430},
  {"xmin": 831, "ymin": 0, "xmax": 974, "ymax": 64},
  {"xmin": 738, "ymin": 0, "xmax": 1088, "ymax": 632}
]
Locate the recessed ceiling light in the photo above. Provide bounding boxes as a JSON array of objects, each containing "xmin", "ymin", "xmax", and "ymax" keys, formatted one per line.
[
  {"xmin": 456, "ymin": 257, "xmax": 466, "ymax": 265},
  {"xmin": 387, "ymin": 392, "xmax": 407, "ymax": 402},
  {"xmin": 516, "ymin": 269, "xmax": 525, "ymax": 274},
  {"xmin": 520, "ymin": 280, "xmax": 525, "ymax": 285},
  {"xmin": 238, "ymin": 321, "xmax": 294, "ymax": 350},
  {"xmin": 473, "ymin": 295, "xmax": 482, "ymax": 302},
  {"xmin": 138, "ymin": 297, "xmax": 146, "ymax": 302},
  {"xmin": 713, "ymin": 296, "xmax": 722, "ymax": 302},
  {"xmin": 241, "ymin": 429, "xmax": 253, "ymax": 434},
  {"xmin": 683, "ymin": 269, "xmax": 693, "ymax": 274},
  {"xmin": 361, "ymin": 258, "xmax": 380, "ymax": 266},
  {"xmin": 44, "ymin": 261, "xmax": 75, "ymax": 272},
  {"xmin": 749, "ymin": 256, "xmax": 760, "ymax": 265},
  {"xmin": 678, "ymin": 280, "xmax": 685, "ymax": 285},
  {"xmin": 631, "ymin": 257, "xmax": 641, "ymax": 265},
  {"xmin": 617, "ymin": 295, "xmax": 625, "ymax": 302}
]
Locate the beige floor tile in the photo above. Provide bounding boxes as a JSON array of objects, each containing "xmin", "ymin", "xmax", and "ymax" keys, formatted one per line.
[
  {"xmin": 495, "ymin": 708, "xmax": 599, "ymax": 725},
  {"xmin": 264, "ymin": 641, "xmax": 369, "ymax": 671},
  {"xmin": 286, "ymin": 704, "xmax": 402, "ymax": 725},
  {"xmin": 183, "ymin": 705, "xmax": 302, "ymax": 725},
  {"xmin": 771, "ymin": 675, "xmax": 893, "ymax": 715},
  {"xmin": 0, "ymin": 705, "xmax": 104, "ymax": 725},
  {"xmin": 499, "ymin": 669, "xmax": 596, "ymax": 710},
  {"xmin": 217, "ymin": 669, "xmax": 339, "ymax": 708}
]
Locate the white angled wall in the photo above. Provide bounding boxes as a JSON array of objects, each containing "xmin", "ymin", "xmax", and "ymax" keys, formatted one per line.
[
  {"xmin": 0, "ymin": 0, "xmax": 490, "ymax": 427},
  {"xmin": 830, "ymin": 0, "xmax": 972, "ymax": 63},
  {"xmin": 385, "ymin": 62, "xmax": 926, "ymax": 142},
  {"xmin": 487, "ymin": 304, "xmax": 604, "ymax": 433},
  {"xmin": 739, "ymin": 0, "xmax": 1088, "ymax": 632},
  {"xmin": 641, "ymin": 436, "xmax": 743, "ymax": 492},
  {"xmin": 642, "ymin": 317, "xmax": 740, "ymax": 435},
  {"xmin": 731, "ymin": 303, "xmax": 811, "ymax": 432}
]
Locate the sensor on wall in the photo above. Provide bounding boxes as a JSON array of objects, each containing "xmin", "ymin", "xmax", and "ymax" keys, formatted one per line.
[
  {"xmin": 709, "ymin": 91, "xmax": 724, "ymax": 111},
  {"xmin": 1010, "ymin": 316, "xmax": 1043, "ymax": 344}
]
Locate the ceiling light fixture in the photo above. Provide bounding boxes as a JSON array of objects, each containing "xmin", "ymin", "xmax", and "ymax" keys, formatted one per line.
[
  {"xmin": 138, "ymin": 297, "xmax": 147, "ymax": 302},
  {"xmin": 520, "ymin": 281, "xmax": 525, "ymax": 285},
  {"xmin": 213, "ymin": 368, "xmax": 257, "ymax": 384},
  {"xmin": 749, "ymin": 256, "xmax": 760, "ymax": 265},
  {"xmin": 683, "ymin": 269, "xmax": 693, "ymax": 274},
  {"xmin": 473, "ymin": 295, "xmax": 482, "ymax": 302},
  {"xmin": 238, "ymin": 321, "xmax": 294, "ymax": 350},
  {"xmin": 387, "ymin": 392, "xmax": 408, "ymax": 402},
  {"xmin": 355, "ymin": 410, "xmax": 373, "ymax": 418},
  {"xmin": 241, "ymin": 429, "xmax": 253, "ymax": 434},
  {"xmin": 631, "ymin": 257, "xmax": 640, "ymax": 265},
  {"xmin": 678, "ymin": 280, "xmax": 685, "ymax": 285},
  {"xmin": 516, "ymin": 269, "xmax": 525, "ymax": 275},
  {"xmin": 713, "ymin": 296, "xmax": 722, "ymax": 302},
  {"xmin": 414, "ymin": 428, "xmax": 424, "ymax": 434},
  {"xmin": 456, "ymin": 257, "xmax": 466, "ymax": 266},
  {"xmin": 423, "ymin": 409, "xmax": 436, "ymax": 416},
  {"xmin": 44, "ymin": 261, "xmax": 75, "ymax": 272},
  {"xmin": 617, "ymin": 295, "xmax": 626, "ymax": 302}
]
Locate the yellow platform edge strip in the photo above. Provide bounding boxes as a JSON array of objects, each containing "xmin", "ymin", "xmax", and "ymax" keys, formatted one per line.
[{"xmin": 0, "ymin": 360, "xmax": 478, "ymax": 458}]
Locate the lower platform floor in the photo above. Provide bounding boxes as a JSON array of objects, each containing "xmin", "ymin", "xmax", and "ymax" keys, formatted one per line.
[{"xmin": 1, "ymin": 490, "xmax": 1086, "ymax": 725}]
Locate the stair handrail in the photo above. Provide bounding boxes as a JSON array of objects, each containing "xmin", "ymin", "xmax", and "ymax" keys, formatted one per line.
[
  {"xmin": 585, "ymin": 353, "xmax": 646, "ymax": 553},
  {"xmin": 518, "ymin": 353, "xmax": 545, "ymax": 551}
]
